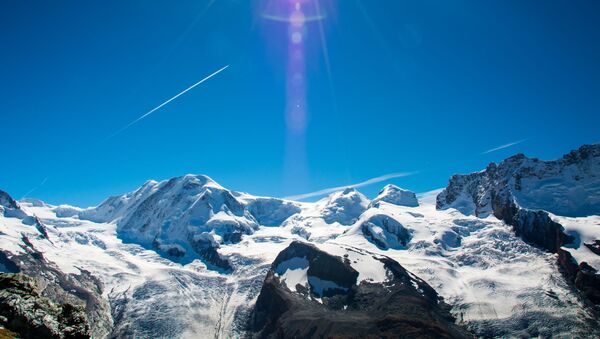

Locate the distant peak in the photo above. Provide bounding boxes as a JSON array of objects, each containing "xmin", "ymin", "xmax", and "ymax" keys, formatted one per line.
[
  {"xmin": 341, "ymin": 187, "xmax": 357, "ymax": 195},
  {"xmin": 178, "ymin": 174, "xmax": 221, "ymax": 187},
  {"xmin": 0, "ymin": 189, "xmax": 19, "ymax": 210},
  {"xmin": 371, "ymin": 185, "xmax": 418, "ymax": 208}
]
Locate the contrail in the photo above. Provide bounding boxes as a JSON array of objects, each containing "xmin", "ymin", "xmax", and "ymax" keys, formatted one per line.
[
  {"xmin": 481, "ymin": 139, "xmax": 527, "ymax": 155},
  {"xmin": 284, "ymin": 172, "xmax": 417, "ymax": 201},
  {"xmin": 104, "ymin": 65, "xmax": 229, "ymax": 141},
  {"xmin": 21, "ymin": 177, "xmax": 48, "ymax": 199}
]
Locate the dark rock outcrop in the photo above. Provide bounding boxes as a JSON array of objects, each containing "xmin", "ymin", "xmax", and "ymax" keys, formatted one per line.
[
  {"xmin": 188, "ymin": 235, "xmax": 233, "ymax": 271},
  {"xmin": 0, "ymin": 189, "xmax": 27, "ymax": 219},
  {"xmin": 557, "ymin": 249, "xmax": 600, "ymax": 304},
  {"xmin": 0, "ymin": 190, "xmax": 112, "ymax": 337},
  {"xmin": 248, "ymin": 241, "xmax": 471, "ymax": 338},
  {"xmin": 0, "ymin": 190, "xmax": 19, "ymax": 210},
  {"xmin": 0, "ymin": 240, "xmax": 112, "ymax": 338},
  {"xmin": 360, "ymin": 214, "xmax": 412, "ymax": 250},
  {"xmin": 77, "ymin": 174, "xmax": 301, "ymax": 271},
  {"xmin": 584, "ymin": 240, "xmax": 600, "ymax": 256},
  {"xmin": 492, "ymin": 196, "xmax": 574, "ymax": 253},
  {"xmin": 436, "ymin": 144, "xmax": 600, "ymax": 304},
  {"xmin": 0, "ymin": 273, "xmax": 90, "ymax": 339},
  {"xmin": 437, "ymin": 144, "xmax": 600, "ymax": 218}
]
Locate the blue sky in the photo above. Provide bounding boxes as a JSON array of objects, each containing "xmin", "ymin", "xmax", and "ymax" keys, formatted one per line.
[{"xmin": 1, "ymin": 0, "xmax": 599, "ymax": 207}]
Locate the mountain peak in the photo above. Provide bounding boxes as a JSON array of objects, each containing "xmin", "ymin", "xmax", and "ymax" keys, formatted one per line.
[
  {"xmin": 370, "ymin": 184, "xmax": 418, "ymax": 208},
  {"xmin": 0, "ymin": 190, "xmax": 19, "ymax": 210},
  {"xmin": 0, "ymin": 190, "xmax": 27, "ymax": 219},
  {"xmin": 319, "ymin": 188, "xmax": 369, "ymax": 225}
]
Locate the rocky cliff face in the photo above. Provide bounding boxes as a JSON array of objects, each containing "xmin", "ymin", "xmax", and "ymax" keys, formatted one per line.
[
  {"xmin": 0, "ymin": 191, "xmax": 112, "ymax": 338},
  {"xmin": 248, "ymin": 241, "xmax": 471, "ymax": 338},
  {"xmin": 0, "ymin": 190, "xmax": 27, "ymax": 219},
  {"xmin": 0, "ymin": 273, "xmax": 90, "ymax": 339},
  {"xmin": 436, "ymin": 144, "xmax": 600, "ymax": 304},
  {"xmin": 2, "ymin": 144, "xmax": 599, "ymax": 337},
  {"xmin": 358, "ymin": 213, "xmax": 412, "ymax": 250},
  {"xmin": 59, "ymin": 174, "xmax": 301, "ymax": 270},
  {"xmin": 0, "ymin": 239, "xmax": 112, "ymax": 339},
  {"xmin": 437, "ymin": 144, "xmax": 600, "ymax": 218}
]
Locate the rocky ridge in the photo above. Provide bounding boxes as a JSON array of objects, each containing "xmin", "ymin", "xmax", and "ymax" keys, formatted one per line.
[
  {"xmin": 436, "ymin": 144, "xmax": 600, "ymax": 304},
  {"xmin": 249, "ymin": 241, "xmax": 471, "ymax": 338}
]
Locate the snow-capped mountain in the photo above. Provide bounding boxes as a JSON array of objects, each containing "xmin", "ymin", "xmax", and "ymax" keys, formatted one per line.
[
  {"xmin": 55, "ymin": 174, "xmax": 301, "ymax": 270},
  {"xmin": 249, "ymin": 241, "xmax": 471, "ymax": 338},
  {"xmin": 437, "ymin": 144, "xmax": 600, "ymax": 303},
  {"xmin": 370, "ymin": 184, "xmax": 419, "ymax": 208},
  {"xmin": 1, "ymin": 144, "xmax": 599, "ymax": 338},
  {"xmin": 437, "ymin": 144, "xmax": 600, "ymax": 218}
]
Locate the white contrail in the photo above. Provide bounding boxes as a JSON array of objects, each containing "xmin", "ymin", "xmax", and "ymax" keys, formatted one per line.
[
  {"xmin": 481, "ymin": 139, "xmax": 527, "ymax": 155},
  {"xmin": 284, "ymin": 172, "xmax": 417, "ymax": 201},
  {"xmin": 21, "ymin": 177, "xmax": 48, "ymax": 199},
  {"xmin": 104, "ymin": 65, "xmax": 229, "ymax": 141}
]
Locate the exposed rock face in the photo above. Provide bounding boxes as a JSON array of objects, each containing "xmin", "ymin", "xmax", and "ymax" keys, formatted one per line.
[
  {"xmin": 584, "ymin": 240, "xmax": 600, "ymax": 256},
  {"xmin": 0, "ymin": 242, "xmax": 112, "ymax": 338},
  {"xmin": 249, "ymin": 241, "xmax": 471, "ymax": 339},
  {"xmin": 557, "ymin": 249, "xmax": 600, "ymax": 304},
  {"xmin": 0, "ymin": 190, "xmax": 19, "ymax": 211},
  {"xmin": 436, "ymin": 144, "xmax": 600, "ymax": 304},
  {"xmin": 437, "ymin": 144, "xmax": 600, "ymax": 218},
  {"xmin": 370, "ymin": 184, "xmax": 419, "ymax": 208},
  {"xmin": 0, "ymin": 189, "xmax": 27, "ymax": 219},
  {"xmin": 114, "ymin": 175, "xmax": 258, "ymax": 269},
  {"xmin": 0, "ymin": 190, "xmax": 112, "ymax": 337},
  {"xmin": 66, "ymin": 174, "xmax": 301, "ymax": 270},
  {"xmin": 360, "ymin": 214, "xmax": 412, "ymax": 250},
  {"xmin": 0, "ymin": 273, "xmax": 90, "ymax": 339},
  {"xmin": 491, "ymin": 196, "xmax": 574, "ymax": 253}
]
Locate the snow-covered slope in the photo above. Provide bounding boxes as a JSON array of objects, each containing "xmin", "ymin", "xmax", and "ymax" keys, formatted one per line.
[
  {"xmin": 53, "ymin": 174, "xmax": 302, "ymax": 270},
  {"xmin": 335, "ymin": 201, "xmax": 600, "ymax": 337},
  {"xmin": 370, "ymin": 184, "xmax": 419, "ymax": 208},
  {"xmin": 249, "ymin": 241, "xmax": 471, "ymax": 338},
  {"xmin": 437, "ymin": 144, "xmax": 600, "ymax": 218},
  {"xmin": 1, "ymin": 144, "xmax": 599, "ymax": 338},
  {"xmin": 437, "ymin": 144, "xmax": 600, "ymax": 304}
]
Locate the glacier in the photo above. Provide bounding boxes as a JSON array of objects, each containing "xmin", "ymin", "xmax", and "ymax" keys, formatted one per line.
[{"xmin": 1, "ymin": 144, "xmax": 599, "ymax": 338}]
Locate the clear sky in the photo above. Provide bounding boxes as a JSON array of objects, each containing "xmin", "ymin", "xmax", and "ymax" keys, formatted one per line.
[{"xmin": 1, "ymin": 0, "xmax": 599, "ymax": 207}]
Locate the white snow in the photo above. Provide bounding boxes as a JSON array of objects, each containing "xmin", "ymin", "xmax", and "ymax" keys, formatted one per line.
[
  {"xmin": 552, "ymin": 214, "xmax": 600, "ymax": 271},
  {"xmin": 307, "ymin": 276, "xmax": 347, "ymax": 296},
  {"xmin": 0, "ymin": 172, "xmax": 597, "ymax": 337},
  {"xmin": 317, "ymin": 243, "xmax": 389, "ymax": 284},
  {"xmin": 371, "ymin": 184, "xmax": 419, "ymax": 207},
  {"xmin": 274, "ymin": 257, "xmax": 309, "ymax": 292}
]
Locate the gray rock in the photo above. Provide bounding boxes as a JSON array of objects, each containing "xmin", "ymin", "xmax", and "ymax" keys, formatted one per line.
[
  {"xmin": 248, "ymin": 241, "xmax": 472, "ymax": 338},
  {"xmin": 0, "ymin": 273, "xmax": 90, "ymax": 339}
]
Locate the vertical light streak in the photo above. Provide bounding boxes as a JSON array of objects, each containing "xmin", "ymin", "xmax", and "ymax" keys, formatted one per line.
[
  {"xmin": 260, "ymin": 0, "xmax": 331, "ymax": 194},
  {"xmin": 283, "ymin": 1, "xmax": 310, "ymax": 191},
  {"xmin": 285, "ymin": 1, "xmax": 307, "ymax": 134}
]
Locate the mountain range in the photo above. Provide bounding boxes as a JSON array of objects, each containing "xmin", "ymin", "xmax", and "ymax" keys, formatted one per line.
[{"xmin": 1, "ymin": 144, "xmax": 599, "ymax": 338}]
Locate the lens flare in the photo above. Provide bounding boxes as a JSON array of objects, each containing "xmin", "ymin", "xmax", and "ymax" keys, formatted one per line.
[{"xmin": 260, "ymin": 0, "xmax": 333, "ymax": 193}]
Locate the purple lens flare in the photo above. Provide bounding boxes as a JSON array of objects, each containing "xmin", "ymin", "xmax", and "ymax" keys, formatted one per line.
[{"xmin": 260, "ymin": 0, "xmax": 333, "ymax": 193}]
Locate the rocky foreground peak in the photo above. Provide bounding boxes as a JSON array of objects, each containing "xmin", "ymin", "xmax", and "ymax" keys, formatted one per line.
[{"xmin": 249, "ymin": 241, "xmax": 471, "ymax": 338}]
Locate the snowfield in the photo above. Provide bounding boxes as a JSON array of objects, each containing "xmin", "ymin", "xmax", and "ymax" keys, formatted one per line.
[{"xmin": 1, "ymin": 168, "xmax": 600, "ymax": 337}]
